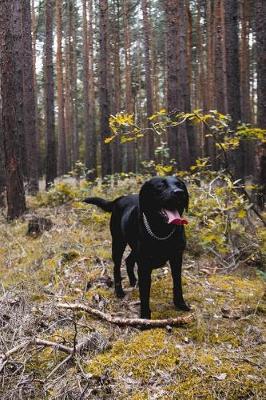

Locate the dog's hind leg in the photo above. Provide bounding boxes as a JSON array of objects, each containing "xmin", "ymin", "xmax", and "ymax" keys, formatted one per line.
[
  {"xmin": 112, "ymin": 239, "xmax": 126, "ymax": 298},
  {"xmin": 125, "ymin": 250, "xmax": 137, "ymax": 287}
]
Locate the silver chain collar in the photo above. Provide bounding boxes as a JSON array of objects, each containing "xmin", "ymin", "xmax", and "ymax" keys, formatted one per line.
[{"xmin": 142, "ymin": 212, "xmax": 176, "ymax": 241}]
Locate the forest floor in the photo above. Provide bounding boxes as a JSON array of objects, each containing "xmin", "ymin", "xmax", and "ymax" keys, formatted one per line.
[{"xmin": 0, "ymin": 178, "xmax": 265, "ymax": 399}]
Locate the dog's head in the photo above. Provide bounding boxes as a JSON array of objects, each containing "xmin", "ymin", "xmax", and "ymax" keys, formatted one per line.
[{"xmin": 139, "ymin": 176, "xmax": 189, "ymax": 225}]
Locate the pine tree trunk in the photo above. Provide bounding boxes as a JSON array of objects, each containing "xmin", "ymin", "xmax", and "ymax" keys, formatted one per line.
[
  {"xmin": 224, "ymin": 0, "xmax": 243, "ymax": 178},
  {"xmin": 122, "ymin": 0, "xmax": 135, "ymax": 172},
  {"xmin": 255, "ymin": 0, "xmax": 266, "ymax": 208},
  {"xmin": 0, "ymin": 0, "xmax": 26, "ymax": 219},
  {"xmin": 56, "ymin": 0, "xmax": 67, "ymax": 176},
  {"xmin": 88, "ymin": 0, "xmax": 97, "ymax": 178},
  {"xmin": 99, "ymin": 0, "xmax": 112, "ymax": 177},
  {"xmin": 256, "ymin": 0, "xmax": 266, "ymax": 128},
  {"xmin": 22, "ymin": 0, "xmax": 39, "ymax": 194},
  {"xmin": 12, "ymin": 0, "xmax": 26, "ymax": 177},
  {"xmin": 44, "ymin": 0, "xmax": 57, "ymax": 188},
  {"xmin": 224, "ymin": 0, "xmax": 241, "ymax": 124},
  {"xmin": 165, "ymin": 0, "xmax": 191, "ymax": 170},
  {"xmin": 112, "ymin": 0, "xmax": 123, "ymax": 173},
  {"xmin": 214, "ymin": 0, "xmax": 227, "ymax": 114},
  {"xmin": 67, "ymin": 0, "xmax": 79, "ymax": 165},
  {"xmin": 141, "ymin": 0, "xmax": 154, "ymax": 161},
  {"xmin": 0, "ymin": 74, "xmax": 6, "ymax": 208}
]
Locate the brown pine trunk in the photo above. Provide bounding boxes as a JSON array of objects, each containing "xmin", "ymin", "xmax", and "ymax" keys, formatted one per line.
[
  {"xmin": 99, "ymin": 0, "xmax": 112, "ymax": 177},
  {"xmin": 45, "ymin": 0, "xmax": 57, "ymax": 188},
  {"xmin": 205, "ymin": 0, "xmax": 217, "ymax": 168},
  {"xmin": 0, "ymin": 0, "xmax": 26, "ymax": 219},
  {"xmin": 56, "ymin": 0, "xmax": 67, "ymax": 176},
  {"xmin": 224, "ymin": 0, "xmax": 243, "ymax": 178},
  {"xmin": 239, "ymin": 0, "xmax": 251, "ymax": 122},
  {"xmin": 165, "ymin": 0, "xmax": 191, "ymax": 170},
  {"xmin": 88, "ymin": 0, "xmax": 97, "ymax": 178},
  {"xmin": 12, "ymin": 0, "xmax": 26, "ymax": 177},
  {"xmin": 141, "ymin": 0, "xmax": 154, "ymax": 161},
  {"xmin": 224, "ymin": 0, "xmax": 241, "ymax": 124},
  {"xmin": 68, "ymin": 0, "xmax": 79, "ymax": 165},
  {"xmin": 122, "ymin": 0, "xmax": 135, "ymax": 172},
  {"xmin": 83, "ymin": 0, "xmax": 97, "ymax": 179},
  {"xmin": 0, "ymin": 74, "xmax": 6, "ymax": 208},
  {"xmin": 112, "ymin": 0, "xmax": 123, "ymax": 173},
  {"xmin": 256, "ymin": 0, "xmax": 266, "ymax": 128},
  {"xmin": 31, "ymin": 0, "xmax": 41, "ymax": 177},
  {"xmin": 22, "ymin": 0, "xmax": 39, "ymax": 194},
  {"xmin": 255, "ymin": 0, "xmax": 266, "ymax": 208},
  {"xmin": 214, "ymin": 0, "xmax": 227, "ymax": 114}
]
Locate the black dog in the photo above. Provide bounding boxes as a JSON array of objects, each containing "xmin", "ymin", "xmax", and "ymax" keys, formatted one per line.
[{"xmin": 84, "ymin": 176, "xmax": 190, "ymax": 319}]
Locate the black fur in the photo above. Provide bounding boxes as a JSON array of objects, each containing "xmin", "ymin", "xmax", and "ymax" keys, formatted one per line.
[{"xmin": 84, "ymin": 176, "xmax": 190, "ymax": 319}]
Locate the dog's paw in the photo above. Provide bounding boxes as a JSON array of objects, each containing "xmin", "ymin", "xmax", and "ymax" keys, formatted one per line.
[
  {"xmin": 129, "ymin": 276, "xmax": 137, "ymax": 287},
  {"xmin": 115, "ymin": 287, "xmax": 126, "ymax": 298},
  {"xmin": 175, "ymin": 301, "xmax": 191, "ymax": 312}
]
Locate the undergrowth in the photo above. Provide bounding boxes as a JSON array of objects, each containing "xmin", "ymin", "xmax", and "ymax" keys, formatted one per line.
[{"xmin": 0, "ymin": 176, "xmax": 265, "ymax": 399}]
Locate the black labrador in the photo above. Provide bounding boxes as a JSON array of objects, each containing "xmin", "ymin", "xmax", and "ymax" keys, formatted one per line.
[{"xmin": 84, "ymin": 176, "xmax": 190, "ymax": 319}]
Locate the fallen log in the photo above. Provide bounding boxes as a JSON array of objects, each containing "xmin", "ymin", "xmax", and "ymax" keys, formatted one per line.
[{"xmin": 57, "ymin": 302, "xmax": 194, "ymax": 328}]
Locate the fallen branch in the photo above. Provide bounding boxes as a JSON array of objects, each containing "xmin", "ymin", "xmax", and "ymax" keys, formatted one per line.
[
  {"xmin": 0, "ymin": 335, "xmax": 101, "ymax": 373},
  {"xmin": 57, "ymin": 302, "xmax": 194, "ymax": 328}
]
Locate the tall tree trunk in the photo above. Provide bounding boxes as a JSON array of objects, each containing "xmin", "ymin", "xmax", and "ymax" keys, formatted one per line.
[
  {"xmin": 22, "ymin": 0, "xmax": 39, "ymax": 194},
  {"xmin": 112, "ymin": 0, "xmax": 123, "ymax": 173},
  {"xmin": 44, "ymin": 0, "xmax": 57, "ymax": 188},
  {"xmin": 99, "ymin": 0, "xmax": 112, "ymax": 177},
  {"xmin": 12, "ymin": 0, "xmax": 26, "ymax": 177},
  {"xmin": 256, "ymin": 0, "xmax": 266, "ymax": 128},
  {"xmin": 214, "ymin": 0, "xmax": 227, "ymax": 114},
  {"xmin": 83, "ymin": 0, "xmax": 97, "ymax": 179},
  {"xmin": 255, "ymin": 0, "xmax": 266, "ymax": 208},
  {"xmin": 122, "ymin": 0, "xmax": 135, "ymax": 172},
  {"xmin": 0, "ymin": 74, "xmax": 6, "ymax": 208},
  {"xmin": 239, "ymin": 0, "xmax": 251, "ymax": 122},
  {"xmin": 56, "ymin": 0, "xmax": 67, "ymax": 176},
  {"xmin": 31, "ymin": 0, "xmax": 41, "ymax": 177},
  {"xmin": 165, "ymin": 0, "xmax": 191, "ymax": 170},
  {"xmin": 0, "ymin": 0, "xmax": 26, "ymax": 219},
  {"xmin": 68, "ymin": 0, "xmax": 79, "ymax": 165},
  {"xmin": 224, "ymin": 0, "xmax": 241, "ymax": 125},
  {"xmin": 88, "ymin": 0, "xmax": 97, "ymax": 178},
  {"xmin": 141, "ymin": 0, "xmax": 154, "ymax": 161},
  {"xmin": 224, "ymin": 0, "xmax": 243, "ymax": 178}
]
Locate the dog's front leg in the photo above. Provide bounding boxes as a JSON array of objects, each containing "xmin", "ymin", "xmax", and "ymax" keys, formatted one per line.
[
  {"xmin": 170, "ymin": 252, "xmax": 190, "ymax": 311},
  {"xmin": 137, "ymin": 262, "xmax": 152, "ymax": 319}
]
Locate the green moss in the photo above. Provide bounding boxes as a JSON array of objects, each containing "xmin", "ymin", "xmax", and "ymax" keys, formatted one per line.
[{"xmin": 86, "ymin": 329, "xmax": 179, "ymax": 380}]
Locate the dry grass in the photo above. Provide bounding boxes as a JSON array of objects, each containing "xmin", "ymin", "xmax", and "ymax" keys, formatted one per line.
[{"xmin": 0, "ymin": 179, "xmax": 265, "ymax": 399}]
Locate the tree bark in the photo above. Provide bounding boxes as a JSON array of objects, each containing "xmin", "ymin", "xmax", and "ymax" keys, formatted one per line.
[
  {"xmin": 44, "ymin": 0, "xmax": 57, "ymax": 189},
  {"xmin": 141, "ymin": 0, "xmax": 154, "ymax": 161},
  {"xmin": 0, "ymin": 0, "xmax": 26, "ymax": 219},
  {"xmin": 122, "ymin": 0, "xmax": 136, "ymax": 172},
  {"xmin": 99, "ymin": 0, "xmax": 112, "ymax": 177},
  {"xmin": 56, "ymin": 0, "xmax": 67, "ymax": 176},
  {"xmin": 165, "ymin": 0, "xmax": 191, "ymax": 170},
  {"xmin": 22, "ymin": 0, "xmax": 39, "ymax": 194}
]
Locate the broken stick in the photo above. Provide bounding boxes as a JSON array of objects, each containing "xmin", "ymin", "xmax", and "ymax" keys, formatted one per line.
[{"xmin": 57, "ymin": 302, "xmax": 194, "ymax": 328}]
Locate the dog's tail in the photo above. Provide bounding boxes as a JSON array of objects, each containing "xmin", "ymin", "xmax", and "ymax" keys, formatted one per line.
[{"xmin": 83, "ymin": 197, "xmax": 113, "ymax": 212}]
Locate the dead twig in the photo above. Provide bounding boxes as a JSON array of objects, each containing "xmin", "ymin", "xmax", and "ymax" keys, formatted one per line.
[
  {"xmin": 0, "ymin": 335, "xmax": 100, "ymax": 373},
  {"xmin": 57, "ymin": 302, "xmax": 194, "ymax": 328}
]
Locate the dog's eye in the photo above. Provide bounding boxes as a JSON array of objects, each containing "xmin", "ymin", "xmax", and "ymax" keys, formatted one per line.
[{"xmin": 155, "ymin": 182, "xmax": 166, "ymax": 191}]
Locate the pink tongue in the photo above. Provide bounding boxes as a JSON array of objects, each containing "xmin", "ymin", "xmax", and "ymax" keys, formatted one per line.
[{"xmin": 164, "ymin": 209, "xmax": 188, "ymax": 225}]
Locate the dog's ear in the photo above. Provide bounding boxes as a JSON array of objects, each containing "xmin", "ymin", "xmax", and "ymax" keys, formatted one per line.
[
  {"xmin": 139, "ymin": 180, "xmax": 157, "ymax": 212},
  {"xmin": 176, "ymin": 177, "xmax": 189, "ymax": 212}
]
